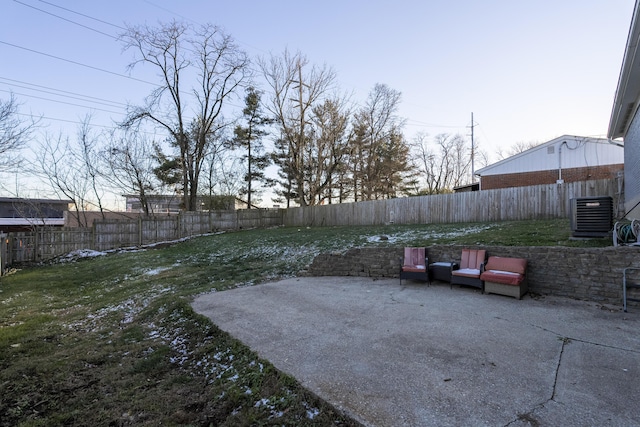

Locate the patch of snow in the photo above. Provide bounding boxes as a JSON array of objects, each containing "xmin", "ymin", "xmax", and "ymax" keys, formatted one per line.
[
  {"xmin": 306, "ymin": 408, "xmax": 320, "ymax": 419},
  {"xmin": 65, "ymin": 297, "xmax": 151, "ymax": 332},
  {"xmin": 145, "ymin": 267, "xmax": 170, "ymax": 276},
  {"xmin": 365, "ymin": 224, "xmax": 497, "ymax": 244},
  {"xmin": 303, "ymin": 401, "xmax": 321, "ymax": 419},
  {"xmin": 59, "ymin": 249, "xmax": 107, "ymax": 262},
  {"xmin": 254, "ymin": 398, "xmax": 270, "ymax": 408}
]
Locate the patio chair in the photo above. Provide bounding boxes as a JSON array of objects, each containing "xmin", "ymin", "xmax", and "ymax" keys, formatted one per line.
[
  {"xmin": 450, "ymin": 249, "xmax": 486, "ymax": 291},
  {"xmin": 399, "ymin": 247, "xmax": 429, "ymax": 285}
]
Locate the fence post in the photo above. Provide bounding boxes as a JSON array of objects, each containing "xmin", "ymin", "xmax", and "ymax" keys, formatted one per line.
[
  {"xmin": 33, "ymin": 227, "xmax": 39, "ymax": 263},
  {"xmin": 0, "ymin": 233, "xmax": 5, "ymax": 276},
  {"xmin": 7, "ymin": 234, "xmax": 12, "ymax": 267},
  {"xmin": 92, "ymin": 221, "xmax": 97, "ymax": 252}
]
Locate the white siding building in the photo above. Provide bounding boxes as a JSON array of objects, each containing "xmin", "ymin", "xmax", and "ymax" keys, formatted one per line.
[{"xmin": 475, "ymin": 135, "xmax": 623, "ymax": 190}]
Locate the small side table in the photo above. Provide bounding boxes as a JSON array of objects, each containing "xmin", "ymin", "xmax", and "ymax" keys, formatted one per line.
[{"xmin": 429, "ymin": 262, "xmax": 459, "ymax": 283}]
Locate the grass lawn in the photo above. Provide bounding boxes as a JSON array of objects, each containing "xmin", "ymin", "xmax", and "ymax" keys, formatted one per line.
[{"xmin": 0, "ymin": 219, "xmax": 610, "ymax": 426}]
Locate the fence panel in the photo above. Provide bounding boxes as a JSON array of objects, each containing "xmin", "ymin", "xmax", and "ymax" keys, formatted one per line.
[
  {"xmin": 94, "ymin": 220, "xmax": 140, "ymax": 251},
  {"xmin": 281, "ymin": 179, "xmax": 619, "ymax": 227},
  {"xmin": 140, "ymin": 217, "xmax": 178, "ymax": 245},
  {"xmin": 181, "ymin": 212, "xmax": 211, "ymax": 236},
  {"xmin": 259, "ymin": 208, "xmax": 285, "ymax": 228},
  {"xmin": 237, "ymin": 209, "xmax": 259, "ymax": 229},
  {"xmin": 210, "ymin": 210, "xmax": 238, "ymax": 230},
  {"xmin": 36, "ymin": 228, "xmax": 94, "ymax": 260},
  {"xmin": 6, "ymin": 233, "xmax": 36, "ymax": 263}
]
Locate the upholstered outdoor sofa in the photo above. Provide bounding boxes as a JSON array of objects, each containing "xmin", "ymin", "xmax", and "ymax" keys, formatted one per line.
[{"xmin": 480, "ymin": 256, "xmax": 528, "ymax": 299}]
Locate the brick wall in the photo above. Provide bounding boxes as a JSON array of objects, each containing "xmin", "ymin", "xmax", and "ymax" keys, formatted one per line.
[
  {"xmin": 480, "ymin": 164, "xmax": 623, "ymax": 190},
  {"xmin": 303, "ymin": 245, "xmax": 640, "ymax": 307}
]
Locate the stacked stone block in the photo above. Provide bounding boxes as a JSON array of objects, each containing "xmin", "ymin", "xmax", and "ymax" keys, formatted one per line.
[{"xmin": 304, "ymin": 245, "xmax": 640, "ymax": 306}]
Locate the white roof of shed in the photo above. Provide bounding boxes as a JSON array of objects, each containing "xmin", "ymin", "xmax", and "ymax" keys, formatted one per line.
[
  {"xmin": 476, "ymin": 135, "xmax": 623, "ymax": 176},
  {"xmin": 0, "ymin": 218, "xmax": 65, "ymax": 226}
]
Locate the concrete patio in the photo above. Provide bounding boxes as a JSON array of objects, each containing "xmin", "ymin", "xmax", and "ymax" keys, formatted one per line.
[{"xmin": 192, "ymin": 277, "xmax": 640, "ymax": 426}]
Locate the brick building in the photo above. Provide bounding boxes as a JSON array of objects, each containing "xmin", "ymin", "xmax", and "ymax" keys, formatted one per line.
[{"xmin": 475, "ymin": 135, "xmax": 624, "ymax": 190}]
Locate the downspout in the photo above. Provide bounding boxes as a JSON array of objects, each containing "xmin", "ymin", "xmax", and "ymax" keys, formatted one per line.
[
  {"xmin": 607, "ymin": 138, "xmax": 625, "ymax": 148},
  {"xmin": 557, "ymin": 141, "xmax": 566, "ymax": 184}
]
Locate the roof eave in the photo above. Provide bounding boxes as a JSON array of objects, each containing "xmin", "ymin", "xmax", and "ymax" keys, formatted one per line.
[{"xmin": 609, "ymin": 0, "xmax": 640, "ymax": 139}]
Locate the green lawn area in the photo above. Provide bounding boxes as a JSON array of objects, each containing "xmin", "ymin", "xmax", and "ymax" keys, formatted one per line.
[{"xmin": 0, "ymin": 219, "xmax": 610, "ymax": 426}]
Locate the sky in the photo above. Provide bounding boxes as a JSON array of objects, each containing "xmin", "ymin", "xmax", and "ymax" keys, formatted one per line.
[{"xmin": 0, "ymin": 0, "xmax": 636, "ymax": 204}]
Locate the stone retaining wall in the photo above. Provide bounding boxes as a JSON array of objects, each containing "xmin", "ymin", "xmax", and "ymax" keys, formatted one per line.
[{"xmin": 304, "ymin": 245, "xmax": 640, "ymax": 307}]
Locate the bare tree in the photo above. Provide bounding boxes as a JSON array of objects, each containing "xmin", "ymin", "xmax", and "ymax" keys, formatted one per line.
[
  {"xmin": 259, "ymin": 49, "xmax": 337, "ymax": 206},
  {"xmin": 200, "ymin": 121, "xmax": 239, "ymax": 207},
  {"xmin": 120, "ymin": 20, "xmax": 249, "ymax": 211},
  {"xmin": 0, "ymin": 94, "xmax": 37, "ymax": 171},
  {"xmin": 77, "ymin": 118, "xmax": 107, "ymax": 215},
  {"xmin": 309, "ymin": 98, "xmax": 350, "ymax": 204},
  {"xmin": 103, "ymin": 127, "xmax": 159, "ymax": 216},
  {"xmin": 411, "ymin": 132, "xmax": 446, "ymax": 195},
  {"xmin": 34, "ymin": 135, "xmax": 91, "ymax": 227},
  {"xmin": 350, "ymin": 83, "xmax": 409, "ymax": 200},
  {"xmin": 412, "ymin": 132, "xmax": 488, "ymax": 193},
  {"xmin": 30, "ymin": 116, "xmax": 107, "ymax": 226},
  {"xmin": 448, "ymin": 133, "xmax": 473, "ymax": 188}
]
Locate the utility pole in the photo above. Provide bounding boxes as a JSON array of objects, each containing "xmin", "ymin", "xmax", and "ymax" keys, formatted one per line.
[{"xmin": 469, "ymin": 112, "xmax": 475, "ymax": 183}]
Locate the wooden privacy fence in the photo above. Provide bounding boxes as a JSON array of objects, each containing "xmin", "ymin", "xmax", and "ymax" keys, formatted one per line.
[
  {"xmin": 282, "ymin": 179, "xmax": 620, "ymax": 227},
  {"xmin": 0, "ymin": 179, "xmax": 620, "ymax": 271},
  {"xmin": 2, "ymin": 209, "xmax": 284, "ymax": 267}
]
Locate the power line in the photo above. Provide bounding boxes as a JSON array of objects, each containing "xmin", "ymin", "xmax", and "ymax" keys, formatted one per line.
[
  {"xmin": 13, "ymin": 0, "xmax": 118, "ymax": 39},
  {"xmin": 36, "ymin": 0, "xmax": 127, "ymax": 30},
  {"xmin": 0, "ymin": 77, "xmax": 128, "ymax": 109},
  {"xmin": 0, "ymin": 89, "xmax": 125, "ymax": 115},
  {"xmin": 0, "ymin": 40, "xmax": 158, "ymax": 87},
  {"xmin": 15, "ymin": 111, "xmax": 118, "ymax": 129},
  {"xmin": 143, "ymin": 0, "xmax": 197, "ymax": 25},
  {"xmin": 404, "ymin": 118, "xmax": 465, "ymax": 129},
  {"xmin": 14, "ymin": 111, "xmax": 166, "ymax": 138}
]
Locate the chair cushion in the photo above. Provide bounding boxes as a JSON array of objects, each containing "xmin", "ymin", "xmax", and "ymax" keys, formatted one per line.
[
  {"xmin": 402, "ymin": 265, "xmax": 426, "ymax": 272},
  {"xmin": 403, "ymin": 248, "xmax": 426, "ymax": 272},
  {"xmin": 451, "ymin": 268, "xmax": 480, "ymax": 278},
  {"xmin": 460, "ymin": 249, "xmax": 486, "ymax": 270},
  {"xmin": 404, "ymin": 247, "xmax": 425, "ymax": 265},
  {"xmin": 484, "ymin": 256, "xmax": 527, "ymax": 275},
  {"xmin": 481, "ymin": 270, "xmax": 525, "ymax": 286}
]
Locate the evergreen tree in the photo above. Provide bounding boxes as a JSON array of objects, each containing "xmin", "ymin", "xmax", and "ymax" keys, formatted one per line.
[{"xmin": 231, "ymin": 87, "xmax": 273, "ymax": 208}]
